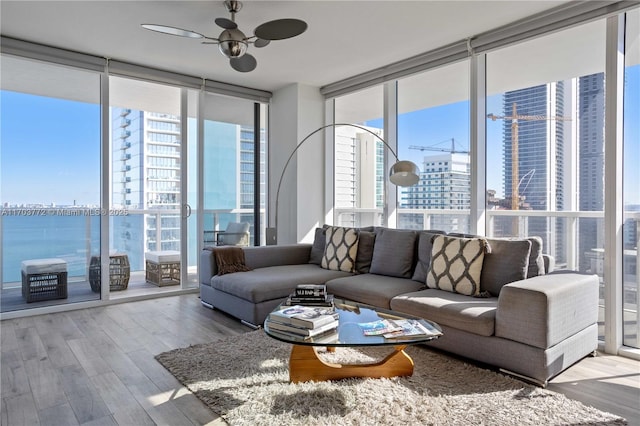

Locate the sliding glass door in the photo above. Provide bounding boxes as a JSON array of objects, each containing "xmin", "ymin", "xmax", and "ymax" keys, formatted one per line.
[
  {"xmin": 202, "ymin": 93, "xmax": 266, "ymax": 246},
  {"xmin": 109, "ymin": 76, "xmax": 193, "ymax": 295},
  {"xmin": 1, "ymin": 55, "xmax": 102, "ymax": 312}
]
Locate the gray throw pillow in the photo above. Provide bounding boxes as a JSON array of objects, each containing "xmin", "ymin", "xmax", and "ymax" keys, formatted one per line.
[
  {"xmin": 321, "ymin": 226, "xmax": 359, "ymax": 273},
  {"xmin": 426, "ymin": 235, "xmax": 488, "ymax": 296},
  {"xmin": 527, "ymin": 236, "xmax": 546, "ymax": 277},
  {"xmin": 369, "ymin": 228, "xmax": 418, "ymax": 278},
  {"xmin": 308, "ymin": 226, "xmax": 328, "ymax": 265},
  {"xmin": 355, "ymin": 231, "xmax": 376, "ymax": 274},
  {"xmin": 481, "ymin": 238, "xmax": 532, "ymax": 297},
  {"xmin": 411, "ymin": 230, "xmax": 446, "ymax": 283}
]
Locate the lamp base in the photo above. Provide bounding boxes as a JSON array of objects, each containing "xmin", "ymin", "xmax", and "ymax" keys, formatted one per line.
[{"xmin": 266, "ymin": 227, "xmax": 277, "ymax": 245}]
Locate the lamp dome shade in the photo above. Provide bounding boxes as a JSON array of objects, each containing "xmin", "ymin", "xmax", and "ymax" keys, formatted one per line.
[{"xmin": 389, "ymin": 160, "xmax": 420, "ymax": 186}]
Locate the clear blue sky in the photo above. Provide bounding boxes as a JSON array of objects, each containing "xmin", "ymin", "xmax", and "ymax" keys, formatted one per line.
[
  {"xmin": 1, "ymin": 90, "xmax": 100, "ymax": 206},
  {"xmin": 1, "ymin": 67, "xmax": 638, "ymax": 206}
]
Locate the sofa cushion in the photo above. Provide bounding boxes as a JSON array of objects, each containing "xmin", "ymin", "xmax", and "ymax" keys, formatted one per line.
[
  {"xmin": 412, "ymin": 230, "xmax": 447, "ymax": 283},
  {"xmin": 211, "ymin": 264, "xmax": 351, "ymax": 304},
  {"xmin": 426, "ymin": 235, "xmax": 487, "ymax": 296},
  {"xmin": 390, "ymin": 289, "xmax": 498, "ymax": 337},
  {"xmin": 355, "ymin": 230, "xmax": 376, "ymax": 274},
  {"xmin": 321, "ymin": 226, "xmax": 359, "ymax": 272},
  {"xmin": 527, "ymin": 236, "xmax": 546, "ymax": 277},
  {"xmin": 481, "ymin": 238, "xmax": 532, "ymax": 297},
  {"xmin": 326, "ymin": 274, "xmax": 424, "ymax": 309},
  {"xmin": 369, "ymin": 228, "xmax": 418, "ymax": 278},
  {"xmin": 308, "ymin": 226, "xmax": 328, "ymax": 265}
]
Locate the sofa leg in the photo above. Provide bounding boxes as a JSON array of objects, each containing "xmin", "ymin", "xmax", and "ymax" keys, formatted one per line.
[
  {"xmin": 499, "ymin": 368, "xmax": 548, "ymax": 388},
  {"xmin": 200, "ymin": 300, "xmax": 214, "ymax": 309},
  {"xmin": 241, "ymin": 319, "xmax": 261, "ymax": 330}
]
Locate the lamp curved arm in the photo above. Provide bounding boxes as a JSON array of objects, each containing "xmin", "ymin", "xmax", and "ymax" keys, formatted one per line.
[{"xmin": 272, "ymin": 123, "xmax": 418, "ymax": 233}]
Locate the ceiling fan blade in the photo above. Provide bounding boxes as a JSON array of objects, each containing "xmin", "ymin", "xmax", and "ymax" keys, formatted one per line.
[
  {"xmin": 230, "ymin": 54, "xmax": 257, "ymax": 72},
  {"xmin": 254, "ymin": 38, "xmax": 270, "ymax": 48},
  {"xmin": 215, "ymin": 17, "xmax": 238, "ymax": 30},
  {"xmin": 254, "ymin": 18, "xmax": 307, "ymax": 41},
  {"xmin": 141, "ymin": 24, "xmax": 204, "ymax": 39}
]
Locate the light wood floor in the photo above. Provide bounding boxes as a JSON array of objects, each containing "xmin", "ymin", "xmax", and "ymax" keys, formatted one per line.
[{"xmin": 1, "ymin": 294, "xmax": 639, "ymax": 426}]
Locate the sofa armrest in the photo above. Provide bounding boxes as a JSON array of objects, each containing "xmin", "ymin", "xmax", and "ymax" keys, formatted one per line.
[
  {"xmin": 199, "ymin": 244, "xmax": 312, "ymax": 285},
  {"xmin": 200, "ymin": 249, "xmax": 217, "ymax": 286},
  {"xmin": 543, "ymin": 254, "xmax": 555, "ymax": 273},
  {"xmin": 495, "ymin": 273, "xmax": 598, "ymax": 349}
]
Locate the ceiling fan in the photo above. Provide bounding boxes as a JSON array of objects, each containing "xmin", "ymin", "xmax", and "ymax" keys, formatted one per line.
[{"xmin": 142, "ymin": 0, "xmax": 307, "ymax": 73}]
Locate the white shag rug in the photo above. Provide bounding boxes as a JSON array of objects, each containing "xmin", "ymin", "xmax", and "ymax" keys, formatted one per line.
[{"xmin": 155, "ymin": 330, "xmax": 626, "ymax": 426}]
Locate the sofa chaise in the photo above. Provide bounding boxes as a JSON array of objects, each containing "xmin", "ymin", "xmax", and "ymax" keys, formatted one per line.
[{"xmin": 199, "ymin": 226, "xmax": 599, "ymax": 385}]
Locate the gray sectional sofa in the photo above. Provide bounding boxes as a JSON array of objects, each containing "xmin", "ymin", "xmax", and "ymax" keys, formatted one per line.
[{"xmin": 199, "ymin": 226, "xmax": 599, "ymax": 385}]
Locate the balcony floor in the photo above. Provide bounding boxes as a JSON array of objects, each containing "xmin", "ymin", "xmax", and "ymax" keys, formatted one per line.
[{"xmin": 1, "ymin": 270, "xmax": 199, "ymax": 314}]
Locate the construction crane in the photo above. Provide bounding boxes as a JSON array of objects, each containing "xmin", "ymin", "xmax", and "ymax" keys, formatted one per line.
[
  {"xmin": 408, "ymin": 138, "xmax": 469, "ymax": 154},
  {"xmin": 487, "ymin": 103, "xmax": 571, "ymax": 211}
]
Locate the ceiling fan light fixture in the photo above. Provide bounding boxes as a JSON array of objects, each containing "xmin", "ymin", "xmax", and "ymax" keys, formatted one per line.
[
  {"xmin": 218, "ymin": 28, "xmax": 248, "ymax": 58},
  {"xmin": 142, "ymin": 1, "xmax": 308, "ymax": 72}
]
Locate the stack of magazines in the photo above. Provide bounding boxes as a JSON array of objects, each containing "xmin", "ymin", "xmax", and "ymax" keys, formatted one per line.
[
  {"xmin": 357, "ymin": 318, "xmax": 442, "ymax": 339},
  {"xmin": 265, "ymin": 305, "xmax": 339, "ymax": 342},
  {"xmin": 282, "ymin": 284, "xmax": 334, "ymax": 307}
]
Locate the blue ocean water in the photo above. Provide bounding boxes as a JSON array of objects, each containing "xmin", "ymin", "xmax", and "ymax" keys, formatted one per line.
[
  {"xmin": 2, "ymin": 214, "xmax": 201, "ymax": 283},
  {"xmin": 2, "ymin": 215, "xmax": 100, "ymax": 282}
]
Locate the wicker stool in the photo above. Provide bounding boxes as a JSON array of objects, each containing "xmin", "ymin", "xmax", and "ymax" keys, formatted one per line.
[
  {"xmin": 89, "ymin": 254, "xmax": 130, "ymax": 292},
  {"xmin": 21, "ymin": 258, "xmax": 68, "ymax": 302},
  {"xmin": 145, "ymin": 250, "xmax": 180, "ymax": 286}
]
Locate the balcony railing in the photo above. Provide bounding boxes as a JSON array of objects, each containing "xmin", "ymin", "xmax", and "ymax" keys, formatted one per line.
[
  {"xmin": 335, "ymin": 207, "xmax": 639, "ymax": 273},
  {"xmin": 0, "ymin": 207, "xmax": 264, "ymax": 287}
]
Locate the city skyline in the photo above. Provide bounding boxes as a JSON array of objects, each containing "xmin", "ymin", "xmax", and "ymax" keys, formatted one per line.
[{"xmin": 1, "ymin": 65, "xmax": 639, "ymax": 207}]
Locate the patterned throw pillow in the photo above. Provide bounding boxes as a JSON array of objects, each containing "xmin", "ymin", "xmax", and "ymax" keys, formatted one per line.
[
  {"xmin": 426, "ymin": 235, "xmax": 488, "ymax": 296},
  {"xmin": 321, "ymin": 226, "xmax": 359, "ymax": 273}
]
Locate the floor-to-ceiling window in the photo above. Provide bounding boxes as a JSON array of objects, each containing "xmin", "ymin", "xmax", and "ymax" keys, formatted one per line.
[
  {"xmin": 333, "ymin": 86, "xmax": 385, "ymax": 228},
  {"xmin": 486, "ymin": 18, "xmax": 607, "ymax": 339},
  {"xmin": 397, "ymin": 60, "xmax": 471, "ymax": 233},
  {"xmin": 623, "ymin": 9, "xmax": 640, "ymax": 349},
  {"xmin": 0, "ymin": 55, "xmax": 102, "ymax": 312},
  {"xmin": 202, "ymin": 93, "xmax": 266, "ymax": 246}
]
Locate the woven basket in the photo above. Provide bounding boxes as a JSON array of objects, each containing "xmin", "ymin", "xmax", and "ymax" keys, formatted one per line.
[{"xmin": 89, "ymin": 254, "xmax": 130, "ymax": 292}]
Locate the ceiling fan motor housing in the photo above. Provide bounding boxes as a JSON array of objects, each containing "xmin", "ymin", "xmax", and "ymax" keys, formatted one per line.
[{"xmin": 218, "ymin": 28, "xmax": 248, "ymax": 58}]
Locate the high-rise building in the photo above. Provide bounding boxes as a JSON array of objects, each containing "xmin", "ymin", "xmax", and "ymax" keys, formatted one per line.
[
  {"xmin": 111, "ymin": 108, "xmax": 182, "ymax": 269},
  {"xmin": 500, "ymin": 82, "xmax": 567, "ymax": 260},
  {"xmin": 499, "ymin": 73, "xmax": 606, "ymax": 271},
  {"xmin": 400, "ymin": 152, "xmax": 471, "ymax": 231},
  {"xmin": 578, "ymin": 73, "xmax": 605, "ymax": 272},
  {"xmin": 334, "ymin": 125, "xmax": 385, "ymax": 227},
  {"xmin": 111, "ymin": 109, "xmax": 264, "ymax": 266}
]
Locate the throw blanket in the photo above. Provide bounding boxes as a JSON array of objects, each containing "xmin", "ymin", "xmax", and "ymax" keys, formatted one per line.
[{"xmin": 208, "ymin": 246, "xmax": 251, "ymax": 275}]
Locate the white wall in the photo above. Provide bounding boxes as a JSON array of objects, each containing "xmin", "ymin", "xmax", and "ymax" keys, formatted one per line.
[{"xmin": 269, "ymin": 83, "xmax": 324, "ymax": 244}]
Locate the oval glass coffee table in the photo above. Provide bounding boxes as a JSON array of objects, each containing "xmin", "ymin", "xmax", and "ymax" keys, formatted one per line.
[{"xmin": 264, "ymin": 298, "xmax": 442, "ymax": 383}]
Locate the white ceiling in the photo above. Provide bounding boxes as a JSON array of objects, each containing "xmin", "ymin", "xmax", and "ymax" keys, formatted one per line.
[{"xmin": 0, "ymin": 0, "xmax": 571, "ymax": 93}]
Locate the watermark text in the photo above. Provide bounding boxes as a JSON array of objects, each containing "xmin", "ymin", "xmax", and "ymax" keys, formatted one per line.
[{"xmin": 1, "ymin": 208, "xmax": 129, "ymax": 216}]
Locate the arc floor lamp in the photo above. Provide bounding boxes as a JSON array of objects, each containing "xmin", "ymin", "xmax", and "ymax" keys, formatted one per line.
[{"xmin": 266, "ymin": 123, "xmax": 420, "ymax": 245}]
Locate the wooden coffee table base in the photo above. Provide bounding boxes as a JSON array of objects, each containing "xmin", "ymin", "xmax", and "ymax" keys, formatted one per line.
[{"xmin": 288, "ymin": 344, "xmax": 414, "ymax": 383}]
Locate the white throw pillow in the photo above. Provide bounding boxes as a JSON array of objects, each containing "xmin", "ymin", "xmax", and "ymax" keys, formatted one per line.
[
  {"xmin": 321, "ymin": 226, "xmax": 359, "ymax": 273},
  {"xmin": 426, "ymin": 235, "xmax": 488, "ymax": 296}
]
